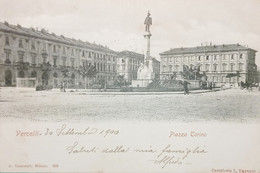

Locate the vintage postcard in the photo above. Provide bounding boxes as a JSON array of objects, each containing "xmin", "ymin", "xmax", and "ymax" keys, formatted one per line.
[{"xmin": 0, "ymin": 0, "xmax": 260, "ymax": 172}]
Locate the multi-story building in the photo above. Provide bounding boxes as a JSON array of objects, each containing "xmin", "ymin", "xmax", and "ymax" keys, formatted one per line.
[
  {"xmin": 117, "ymin": 50, "xmax": 144, "ymax": 82},
  {"xmin": 0, "ymin": 21, "xmax": 117, "ymax": 87},
  {"xmin": 160, "ymin": 44, "xmax": 258, "ymax": 85}
]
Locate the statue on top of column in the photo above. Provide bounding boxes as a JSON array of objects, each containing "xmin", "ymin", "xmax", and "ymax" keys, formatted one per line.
[{"xmin": 144, "ymin": 11, "xmax": 152, "ymax": 32}]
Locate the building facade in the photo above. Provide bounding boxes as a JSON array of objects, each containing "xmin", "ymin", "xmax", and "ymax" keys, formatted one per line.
[
  {"xmin": 117, "ymin": 50, "xmax": 144, "ymax": 83},
  {"xmin": 0, "ymin": 21, "xmax": 117, "ymax": 87},
  {"xmin": 151, "ymin": 57, "xmax": 160, "ymax": 79},
  {"xmin": 160, "ymin": 44, "xmax": 258, "ymax": 85}
]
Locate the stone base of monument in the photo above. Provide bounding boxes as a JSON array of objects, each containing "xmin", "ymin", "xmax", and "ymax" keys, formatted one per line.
[{"xmin": 131, "ymin": 61, "xmax": 155, "ymax": 88}]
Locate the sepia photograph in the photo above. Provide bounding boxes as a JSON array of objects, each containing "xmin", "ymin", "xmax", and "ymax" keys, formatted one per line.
[{"xmin": 0, "ymin": 0, "xmax": 260, "ymax": 172}]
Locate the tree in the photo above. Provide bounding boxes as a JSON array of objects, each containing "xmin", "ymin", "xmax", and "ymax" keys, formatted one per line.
[
  {"xmin": 180, "ymin": 64, "xmax": 203, "ymax": 80},
  {"xmin": 61, "ymin": 66, "xmax": 70, "ymax": 87},
  {"xmin": 77, "ymin": 64, "xmax": 97, "ymax": 89},
  {"xmin": 114, "ymin": 75, "xmax": 125, "ymax": 87}
]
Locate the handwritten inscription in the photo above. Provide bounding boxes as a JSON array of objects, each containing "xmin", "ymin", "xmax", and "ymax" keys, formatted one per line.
[
  {"xmin": 16, "ymin": 124, "xmax": 119, "ymax": 138},
  {"xmin": 66, "ymin": 141, "xmax": 207, "ymax": 169}
]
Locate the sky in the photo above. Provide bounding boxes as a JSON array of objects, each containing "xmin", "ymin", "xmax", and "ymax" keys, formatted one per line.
[{"xmin": 0, "ymin": 0, "xmax": 260, "ymax": 66}]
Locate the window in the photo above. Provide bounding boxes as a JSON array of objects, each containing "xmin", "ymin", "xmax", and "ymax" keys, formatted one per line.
[
  {"xmin": 231, "ymin": 54, "xmax": 234, "ymax": 60},
  {"xmin": 214, "ymin": 55, "xmax": 217, "ymax": 60},
  {"xmin": 19, "ymin": 39, "xmax": 23, "ymax": 48},
  {"xmin": 222, "ymin": 63, "xmax": 227, "ymax": 71},
  {"xmin": 42, "ymin": 54, "xmax": 47, "ymax": 63},
  {"xmin": 53, "ymin": 45, "xmax": 57, "ymax": 53},
  {"xmin": 222, "ymin": 55, "xmax": 228, "ymax": 60},
  {"xmin": 163, "ymin": 65, "xmax": 167, "ymax": 72},
  {"xmin": 4, "ymin": 49, "xmax": 11, "ymax": 64},
  {"xmin": 5, "ymin": 36, "xmax": 10, "ymax": 45},
  {"xmin": 31, "ymin": 54, "xmax": 36, "ymax": 65},
  {"xmin": 71, "ymin": 59, "xmax": 75, "ymax": 68},
  {"xmin": 63, "ymin": 47, "xmax": 66, "ymax": 55},
  {"xmin": 62, "ymin": 57, "xmax": 66, "ymax": 66},
  {"xmin": 169, "ymin": 65, "xmax": 173, "ymax": 72},
  {"xmin": 206, "ymin": 55, "xmax": 209, "ymax": 61},
  {"xmin": 222, "ymin": 76, "xmax": 226, "ymax": 82},
  {"xmin": 82, "ymin": 51, "xmax": 85, "ymax": 57},
  {"xmin": 239, "ymin": 63, "xmax": 243, "ymax": 70},
  {"xmin": 240, "ymin": 54, "xmax": 243, "ymax": 59},
  {"xmin": 230, "ymin": 64, "xmax": 235, "ymax": 71},
  {"xmin": 198, "ymin": 56, "xmax": 201, "ymax": 61},
  {"xmin": 31, "ymin": 42, "xmax": 36, "ymax": 50},
  {"xmin": 42, "ymin": 43, "xmax": 47, "ymax": 51},
  {"xmin": 213, "ymin": 64, "xmax": 218, "ymax": 71},
  {"xmin": 205, "ymin": 64, "xmax": 210, "ymax": 71},
  {"xmin": 71, "ymin": 48, "xmax": 74, "ymax": 56},
  {"xmin": 53, "ymin": 56, "xmax": 57, "ymax": 67},
  {"xmin": 175, "ymin": 65, "xmax": 179, "ymax": 71},
  {"xmin": 18, "ymin": 52, "xmax": 24, "ymax": 62},
  {"xmin": 53, "ymin": 72, "xmax": 58, "ymax": 78}
]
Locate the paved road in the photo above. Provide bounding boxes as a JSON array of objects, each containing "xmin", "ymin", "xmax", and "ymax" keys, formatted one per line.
[{"xmin": 0, "ymin": 87, "xmax": 259, "ymax": 122}]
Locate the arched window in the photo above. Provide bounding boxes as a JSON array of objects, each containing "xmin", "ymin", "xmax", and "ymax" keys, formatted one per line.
[
  {"xmin": 169, "ymin": 65, "xmax": 173, "ymax": 72},
  {"xmin": 230, "ymin": 63, "xmax": 235, "ymax": 71}
]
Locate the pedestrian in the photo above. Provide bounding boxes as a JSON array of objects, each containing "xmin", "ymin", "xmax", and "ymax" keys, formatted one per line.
[
  {"xmin": 248, "ymin": 83, "xmax": 253, "ymax": 92},
  {"xmin": 183, "ymin": 80, "xmax": 190, "ymax": 95},
  {"xmin": 59, "ymin": 82, "xmax": 63, "ymax": 92},
  {"xmin": 63, "ymin": 82, "xmax": 66, "ymax": 92}
]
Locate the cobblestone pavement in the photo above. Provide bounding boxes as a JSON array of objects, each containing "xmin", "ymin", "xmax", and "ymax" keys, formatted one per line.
[{"xmin": 0, "ymin": 87, "xmax": 259, "ymax": 122}]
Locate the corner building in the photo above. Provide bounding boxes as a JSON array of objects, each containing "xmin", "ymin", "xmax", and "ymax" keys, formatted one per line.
[
  {"xmin": 117, "ymin": 51, "xmax": 144, "ymax": 83},
  {"xmin": 160, "ymin": 44, "xmax": 258, "ymax": 85},
  {"xmin": 0, "ymin": 21, "xmax": 117, "ymax": 87}
]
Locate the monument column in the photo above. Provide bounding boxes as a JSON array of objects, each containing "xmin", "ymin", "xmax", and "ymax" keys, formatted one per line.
[
  {"xmin": 144, "ymin": 11, "xmax": 152, "ymax": 62},
  {"xmin": 144, "ymin": 32, "xmax": 152, "ymax": 60}
]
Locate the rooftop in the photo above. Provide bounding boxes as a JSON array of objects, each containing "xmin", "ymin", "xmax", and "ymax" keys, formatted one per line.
[
  {"xmin": 118, "ymin": 50, "xmax": 145, "ymax": 59},
  {"xmin": 0, "ymin": 21, "xmax": 116, "ymax": 54},
  {"xmin": 160, "ymin": 44, "xmax": 257, "ymax": 55}
]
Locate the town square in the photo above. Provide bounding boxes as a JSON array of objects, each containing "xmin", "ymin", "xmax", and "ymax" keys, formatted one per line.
[{"xmin": 0, "ymin": 1, "xmax": 260, "ymax": 172}]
